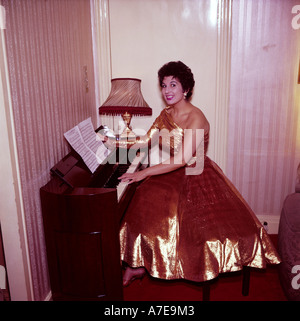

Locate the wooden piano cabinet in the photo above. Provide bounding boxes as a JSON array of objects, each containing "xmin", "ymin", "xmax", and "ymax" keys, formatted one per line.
[{"xmin": 40, "ymin": 184, "xmax": 123, "ymax": 301}]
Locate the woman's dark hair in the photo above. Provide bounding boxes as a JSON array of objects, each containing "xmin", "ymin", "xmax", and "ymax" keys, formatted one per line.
[{"xmin": 158, "ymin": 61, "xmax": 195, "ymax": 100}]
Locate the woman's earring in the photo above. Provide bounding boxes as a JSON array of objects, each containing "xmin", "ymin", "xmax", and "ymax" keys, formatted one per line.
[{"xmin": 183, "ymin": 92, "xmax": 187, "ymax": 99}]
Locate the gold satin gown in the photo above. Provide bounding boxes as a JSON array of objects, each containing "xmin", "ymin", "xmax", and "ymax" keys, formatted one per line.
[{"xmin": 120, "ymin": 107, "xmax": 280, "ymax": 282}]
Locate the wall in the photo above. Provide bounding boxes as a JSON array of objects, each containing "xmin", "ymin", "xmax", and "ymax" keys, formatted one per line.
[
  {"xmin": 2, "ymin": 0, "xmax": 95, "ymax": 300},
  {"xmin": 227, "ymin": 0, "xmax": 300, "ymax": 232}
]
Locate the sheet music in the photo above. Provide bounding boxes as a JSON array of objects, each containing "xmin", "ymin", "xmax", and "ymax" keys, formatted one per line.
[{"xmin": 64, "ymin": 118, "xmax": 110, "ymax": 173}]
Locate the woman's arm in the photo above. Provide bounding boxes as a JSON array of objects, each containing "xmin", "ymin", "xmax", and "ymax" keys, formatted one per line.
[
  {"xmin": 97, "ymin": 124, "xmax": 159, "ymax": 150},
  {"xmin": 119, "ymin": 118, "xmax": 205, "ymax": 184}
]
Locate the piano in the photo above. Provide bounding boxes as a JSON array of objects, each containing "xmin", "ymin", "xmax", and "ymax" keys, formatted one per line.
[{"xmin": 40, "ymin": 133, "xmax": 147, "ymax": 301}]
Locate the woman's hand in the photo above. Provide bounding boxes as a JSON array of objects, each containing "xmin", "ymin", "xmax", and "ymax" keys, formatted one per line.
[
  {"xmin": 119, "ymin": 169, "xmax": 148, "ymax": 184},
  {"xmin": 97, "ymin": 133, "xmax": 116, "ymax": 150},
  {"xmin": 97, "ymin": 132, "xmax": 108, "ymax": 142}
]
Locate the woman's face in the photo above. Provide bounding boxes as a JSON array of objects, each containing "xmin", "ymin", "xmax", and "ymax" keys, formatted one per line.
[{"xmin": 161, "ymin": 76, "xmax": 185, "ymax": 105}]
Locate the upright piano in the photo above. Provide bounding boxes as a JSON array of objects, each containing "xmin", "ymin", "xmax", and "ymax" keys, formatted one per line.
[{"xmin": 40, "ymin": 135, "xmax": 147, "ymax": 301}]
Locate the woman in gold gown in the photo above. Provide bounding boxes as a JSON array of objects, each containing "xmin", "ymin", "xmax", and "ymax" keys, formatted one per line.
[{"xmin": 114, "ymin": 61, "xmax": 280, "ymax": 286}]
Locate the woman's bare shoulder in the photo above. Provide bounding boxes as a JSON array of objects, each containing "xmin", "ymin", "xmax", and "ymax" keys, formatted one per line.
[{"xmin": 188, "ymin": 106, "xmax": 210, "ymax": 131}]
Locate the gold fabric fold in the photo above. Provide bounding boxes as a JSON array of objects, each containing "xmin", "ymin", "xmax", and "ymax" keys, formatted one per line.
[{"xmin": 120, "ymin": 107, "xmax": 281, "ymax": 282}]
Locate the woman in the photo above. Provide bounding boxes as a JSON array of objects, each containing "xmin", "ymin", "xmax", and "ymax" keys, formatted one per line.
[{"xmin": 108, "ymin": 61, "xmax": 280, "ymax": 286}]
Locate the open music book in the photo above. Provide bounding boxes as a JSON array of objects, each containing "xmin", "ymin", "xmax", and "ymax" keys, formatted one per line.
[{"xmin": 64, "ymin": 118, "xmax": 110, "ymax": 173}]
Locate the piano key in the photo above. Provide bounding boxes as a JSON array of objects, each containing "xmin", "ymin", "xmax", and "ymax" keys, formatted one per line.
[
  {"xmin": 117, "ymin": 152, "xmax": 146, "ymax": 201},
  {"xmin": 103, "ymin": 163, "xmax": 130, "ymax": 188}
]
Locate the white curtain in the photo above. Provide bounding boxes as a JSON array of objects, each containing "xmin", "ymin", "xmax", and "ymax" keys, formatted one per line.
[{"xmin": 227, "ymin": 0, "xmax": 300, "ymax": 219}]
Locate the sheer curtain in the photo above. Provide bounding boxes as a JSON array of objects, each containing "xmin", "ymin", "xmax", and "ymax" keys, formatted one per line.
[
  {"xmin": 3, "ymin": 0, "xmax": 95, "ymax": 300},
  {"xmin": 227, "ymin": 0, "xmax": 300, "ymax": 224}
]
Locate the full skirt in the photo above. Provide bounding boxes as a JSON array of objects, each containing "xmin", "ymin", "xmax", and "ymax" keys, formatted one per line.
[{"xmin": 120, "ymin": 157, "xmax": 280, "ymax": 282}]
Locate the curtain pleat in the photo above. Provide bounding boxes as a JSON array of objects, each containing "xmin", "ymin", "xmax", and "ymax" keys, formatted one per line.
[{"xmin": 3, "ymin": 0, "xmax": 95, "ymax": 300}]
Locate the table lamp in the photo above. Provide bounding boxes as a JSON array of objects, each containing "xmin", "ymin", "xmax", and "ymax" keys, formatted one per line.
[{"xmin": 99, "ymin": 78, "xmax": 152, "ymax": 139}]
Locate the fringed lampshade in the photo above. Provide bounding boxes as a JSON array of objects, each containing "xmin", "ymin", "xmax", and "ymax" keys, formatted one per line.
[{"xmin": 99, "ymin": 78, "xmax": 152, "ymax": 139}]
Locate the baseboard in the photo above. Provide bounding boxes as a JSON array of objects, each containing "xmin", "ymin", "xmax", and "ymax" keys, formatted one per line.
[{"xmin": 256, "ymin": 214, "xmax": 280, "ymax": 234}]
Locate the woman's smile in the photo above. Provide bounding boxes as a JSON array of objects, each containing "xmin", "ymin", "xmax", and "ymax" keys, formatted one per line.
[
  {"xmin": 161, "ymin": 76, "xmax": 185, "ymax": 105},
  {"xmin": 166, "ymin": 94, "xmax": 174, "ymax": 101}
]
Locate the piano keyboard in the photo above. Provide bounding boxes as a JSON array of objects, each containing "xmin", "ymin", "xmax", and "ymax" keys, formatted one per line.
[
  {"xmin": 103, "ymin": 152, "xmax": 146, "ymax": 201},
  {"xmin": 116, "ymin": 152, "xmax": 146, "ymax": 201}
]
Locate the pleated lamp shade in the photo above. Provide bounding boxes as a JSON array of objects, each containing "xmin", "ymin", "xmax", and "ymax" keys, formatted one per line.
[{"xmin": 99, "ymin": 78, "xmax": 152, "ymax": 116}]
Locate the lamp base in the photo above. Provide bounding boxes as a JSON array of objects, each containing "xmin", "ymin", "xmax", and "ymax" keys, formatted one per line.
[
  {"xmin": 120, "ymin": 111, "xmax": 136, "ymax": 140},
  {"xmin": 120, "ymin": 126, "xmax": 136, "ymax": 140}
]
